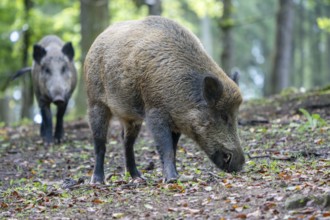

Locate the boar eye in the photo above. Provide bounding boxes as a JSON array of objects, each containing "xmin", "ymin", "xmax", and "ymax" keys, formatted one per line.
[
  {"xmin": 61, "ymin": 66, "xmax": 67, "ymax": 73},
  {"xmin": 43, "ymin": 67, "xmax": 51, "ymax": 75},
  {"xmin": 221, "ymin": 114, "xmax": 229, "ymax": 123}
]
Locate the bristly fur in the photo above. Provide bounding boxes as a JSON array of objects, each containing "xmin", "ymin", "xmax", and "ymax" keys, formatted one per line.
[{"xmin": 84, "ymin": 16, "xmax": 245, "ymax": 183}]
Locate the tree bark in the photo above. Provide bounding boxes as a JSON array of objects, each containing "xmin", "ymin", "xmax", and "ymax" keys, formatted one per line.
[
  {"xmin": 75, "ymin": 0, "xmax": 109, "ymax": 116},
  {"xmin": 20, "ymin": 0, "xmax": 34, "ymax": 119},
  {"xmin": 269, "ymin": 0, "xmax": 294, "ymax": 95},
  {"xmin": 219, "ymin": 0, "xmax": 234, "ymax": 75}
]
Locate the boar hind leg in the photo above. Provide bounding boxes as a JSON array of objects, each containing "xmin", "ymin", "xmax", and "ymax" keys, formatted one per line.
[
  {"xmin": 146, "ymin": 109, "xmax": 178, "ymax": 183},
  {"xmin": 54, "ymin": 102, "xmax": 68, "ymax": 144},
  {"xmin": 122, "ymin": 121, "xmax": 142, "ymax": 179},
  {"xmin": 89, "ymin": 103, "xmax": 111, "ymax": 184},
  {"xmin": 40, "ymin": 103, "xmax": 53, "ymax": 145},
  {"xmin": 172, "ymin": 132, "xmax": 181, "ymax": 158}
]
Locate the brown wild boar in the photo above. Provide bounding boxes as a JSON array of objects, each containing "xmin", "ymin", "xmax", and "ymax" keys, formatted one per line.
[
  {"xmin": 84, "ymin": 16, "xmax": 245, "ymax": 184},
  {"xmin": 14, "ymin": 35, "xmax": 77, "ymax": 144}
]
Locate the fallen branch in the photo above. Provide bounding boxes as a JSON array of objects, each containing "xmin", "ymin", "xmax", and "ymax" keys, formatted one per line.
[{"xmin": 247, "ymin": 149, "xmax": 329, "ymax": 161}]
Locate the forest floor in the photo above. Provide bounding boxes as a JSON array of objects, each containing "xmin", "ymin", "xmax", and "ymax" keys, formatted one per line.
[{"xmin": 0, "ymin": 88, "xmax": 330, "ymax": 219}]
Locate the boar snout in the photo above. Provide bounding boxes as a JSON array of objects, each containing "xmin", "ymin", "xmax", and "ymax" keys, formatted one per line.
[
  {"xmin": 53, "ymin": 95, "xmax": 65, "ymax": 105},
  {"xmin": 210, "ymin": 147, "xmax": 245, "ymax": 172}
]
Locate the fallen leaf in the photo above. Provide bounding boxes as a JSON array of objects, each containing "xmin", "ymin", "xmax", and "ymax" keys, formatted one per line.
[
  {"xmin": 92, "ymin": 198, "xmax": 104, "ymax": 204},
  {"xmin": 205, "ymin": 186, "xmax": 212, "ymax": 191},
  {"xmin": 168, "ymin": 207, "xmax": 178, "ymax": 212},
  {"xmin": 144, "ymin": 204, "xmax": 153, "ymax": 210},
  {"xmin": 235, "ymin": 213, "xmax": 247, "ymax": 219},
  {"xmin": 112, "ymin": 213, "xmax": 125, "ymax": 218},
  {"xmin": 247, "ymin": 209, "xmax": 261, "ymax": 218},
  {"xmin": 0, "ymin": 202, "xmax": 8, "ymax": 208},
  {"xmin": 183, "ymin": 207, "xmax": 201, "ymax": 214},
  {"xmin": 323, "ymin": 212, "xmax": 330, "ymax": 217}
]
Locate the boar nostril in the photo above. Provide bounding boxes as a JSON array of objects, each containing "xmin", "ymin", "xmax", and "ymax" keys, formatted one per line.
[{"xmin": 223, "ymin": 153, "xmax": 231, "ymax": 164}]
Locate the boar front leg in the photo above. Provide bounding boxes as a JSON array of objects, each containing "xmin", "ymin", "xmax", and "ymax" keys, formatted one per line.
[
  {"xmin": 146, "ymin": 109, "xmax": 178, "ymax": 183},
  {"xmin": 122, "ymin": 121, "xmax": 142, "ymax": 179},
  {"xmin": 89, "ymin": 103, "xmax": 111, "ymax": 184},
  {"xmin": 40, "ymin": 103, "xmax": 53, "ymax": 145},
  {"xmin": 54, "ymin": 102, "xmax": 68, "ymax": 144}
]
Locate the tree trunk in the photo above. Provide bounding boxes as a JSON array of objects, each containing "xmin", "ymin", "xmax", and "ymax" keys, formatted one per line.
[
  {"xmin": 75, "ymin": 0, "xmax": 109, "ymax": 116},
  {"xmin": 20, "ymin": 0, "xmax": 34, "ymax": 119},
  {"xmin": 297, "ymin": 0, "xmax": 305, "ymax": 88},
  {"xmin": 201, "ymin": 16, "xmax": 213, "ymax": 57},
  {"xmin": 219, "ymin": 0, "xmax": 234, "ymax": 75},
  {"xmin": 146, "ymin": 0, "xmax": 162, "ymax": 15},
  {"xmin": 327, "ymin": 5, "xmax": 330, "ymax": 82},
  {"xmin": 0, "ymin": 96, "xmax": 10, "ymax": 124},
  {"xmin": 311, "ymin": 3, "xmax": 323, "ymax": 87},
  {"xmin": 269, "ymin": 0, "xmax": 294, "ymax": 95}
]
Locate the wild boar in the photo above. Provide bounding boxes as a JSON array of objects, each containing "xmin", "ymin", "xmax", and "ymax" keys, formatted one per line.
[
  {"xmin": 14, "ymin": 35, "xmax": 77, "ymax": 144},
  {"xmin": 84, "ymin": 16, "xmax": 245, "ymax": 184}
]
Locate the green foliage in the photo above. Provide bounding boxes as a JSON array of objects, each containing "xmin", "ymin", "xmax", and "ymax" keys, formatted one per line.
[
  {"xmin": 317, "ymin": 17, "xmax": 330, "ymax": 32},
  {"xmin": 186, "ymin": 0, "xmax": 223, "ymax": 18},
  {"xmin": 298, "ymin": 108, "xmax": 327, "ymax": 131}
]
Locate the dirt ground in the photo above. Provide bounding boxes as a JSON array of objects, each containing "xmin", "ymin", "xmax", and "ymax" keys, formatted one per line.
[{"xmin": 0, "ymin": 90, "xmax": 329, "ymax": 219}]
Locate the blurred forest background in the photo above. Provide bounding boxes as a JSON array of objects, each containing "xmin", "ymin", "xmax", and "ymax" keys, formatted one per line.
[{"xmin": 0, "ymin": 0, "xmax": 330, "ymax": 125}]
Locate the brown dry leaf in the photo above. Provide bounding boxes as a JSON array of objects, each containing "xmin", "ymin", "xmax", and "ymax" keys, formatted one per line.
[
  {"xmin": 167, "ymin": 183, "xmax": 185, "ymax": 193},
  {"xmin": 278, "ymin": 172, "xmax": 292, "ymax": 180},
  {"xmin": 91, "ymin": 198, "xmax": 104, "ymax": 204},
  {"xmin": 323, "ymin": 212, "xmax": 330, "ymax": 217},
  {"xmin": 314, "ymin": 138, "xmax": 324, "ymax": 144},
  {"xmin": 11, "ymin": 191, "xmax": 21, "ymax": 199},
  {"xmin": 262, "ymin": 202, "xmax": 277, "ymax": 211},
  {"xmin": 235, "ymin": 213, "xmax": 247, "ymax": 219},
  {"xmin": 0, "ymin": 202, "xmax": 8, "ymax": 208}
]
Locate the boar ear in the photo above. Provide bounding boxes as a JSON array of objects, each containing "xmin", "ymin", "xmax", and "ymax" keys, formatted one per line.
[
  {"xmin": 62, "ymin": 42, "xmax": 74, "ymax": 61},
  {"xmin": 33, "ymin": 44, "xmax": 46, "ymax": 64},
  {"xmin": 230, "ymin": 71, "xmax": 239, "ymax": 85},
  {"xmin": 203, "ymin": 76, "xmax": 223, "ymax": 106}
]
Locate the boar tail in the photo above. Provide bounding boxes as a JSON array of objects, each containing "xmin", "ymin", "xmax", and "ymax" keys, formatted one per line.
[{"xmin": 11, "ymin": 67, "xmax": 32, "ymax": 80}]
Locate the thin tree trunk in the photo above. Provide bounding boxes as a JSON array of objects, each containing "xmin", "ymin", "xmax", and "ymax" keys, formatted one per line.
[
  {"xmin": 311, "ymin": 4, "xmax": 323, "ymax": 87},
  {"xmin": 201, "ymin": 16, "xmax": 213, "ymax": 57},
  {"xmin": 220, "ymin": 0, "xmax": 234, "ymax": 75},
  {"xmin": 0, "ymin": 96, "xmax": 10, "ymax": 124},
  {"xmin": 297, "ymin": 0, "xmax": 305, "ymax": 88},
  {"xmin": 75, "ymin": 0, "xmax": 109, "ymax": 117},
  {"xmin": 146, "ymin": 0, "xmax": 162, "ymax": 15},
  {"xmin": 327, "ymin": 5, "xmax": 330, "ymax": 83},
  {"xmin": 20, "ymin": 0, "xmax": 34, "ymax": 120},
  {"xmin": 269, "ymin": 0, "xmax": 294, "ymax": 95}
]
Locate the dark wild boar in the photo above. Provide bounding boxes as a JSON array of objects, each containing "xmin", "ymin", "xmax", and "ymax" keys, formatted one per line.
[
  {"xmin": 84, "ymin": 16, "xmax": 244, "ymax": 184},
  {"xmin": 14, "ymin": 35, "xmax": 77, "ymax": 144}
]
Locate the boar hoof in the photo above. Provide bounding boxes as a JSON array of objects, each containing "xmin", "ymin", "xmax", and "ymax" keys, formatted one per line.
[
  {"xmin": 163, "ymin": 175, "xmax": 179, "ymax": 184},
  {"xmin": 54, "ymin": 138, "xmax": 62, "ymax": 145},
  {"xmin": 43, "ymin": 141, "xmax": 53, "ymax": 147},
  {"xmin": 90, "ymin": 175, "xmax": 105, "ymax": 185},
  {"xmin": 130, "ymin": 176, "xmax": 147, "ymax": 184}
]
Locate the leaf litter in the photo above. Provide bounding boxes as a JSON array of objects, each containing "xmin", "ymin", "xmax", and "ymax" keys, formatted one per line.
[{"xmin": 0, "ymin": 92, "xmax": 330, "ymax": 219}]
